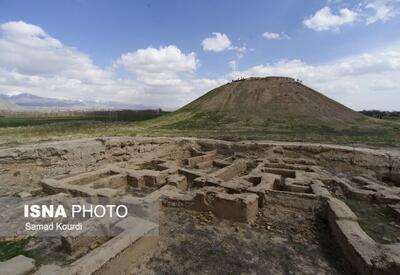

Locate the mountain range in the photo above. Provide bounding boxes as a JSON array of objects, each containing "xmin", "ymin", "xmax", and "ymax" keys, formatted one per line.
[{"xmin": 0, "ymin": 93, "xmax": 158, "ymax": 111}]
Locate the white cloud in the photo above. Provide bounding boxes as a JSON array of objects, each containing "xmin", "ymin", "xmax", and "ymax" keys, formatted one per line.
[
  {"xmin": 303, "ymin": 6, "xmax": 358, "ymax": 31},
  {"xmin": 1, "ymin": 20, "xmax": 399, "ymax": 111},
  {"xmin": 0, "ymin": 21, "xmax": 109, "ymax": 82},
  {"xmin": 201, "ymin": 32, "xmax": 247, "ymax": 60},
  {"xmin": 230, "ymin": 47, "xmax": 400, "ymax": 110},
  {"xmin": 365, "ymin": 0, "xmax": 399, "ymax": 24},
  {"xmin": 114, "ymin": 45, "xmax": 198, "ymax": 86},
  {"xmin": 0, "ymin": 21, "xmax": 223, "ymax": 108},
  {"xmin": 262, "ymin": 32, "xmax": 290, "ymax": 40},
  {"xmin": 230, "ymin": 45, "xmax": 246, "ymax": 52},
  {"xmin": 304, "ymin": 1, "xmax": 399, "ymax": 31},
  {"xmin": 202, "ymin": 32, "xmax": 231, "ymax": 52}
]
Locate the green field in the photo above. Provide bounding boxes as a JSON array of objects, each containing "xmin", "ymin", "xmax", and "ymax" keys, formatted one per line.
[
  {"xmin": 0, "ymin": 110, "xmax": 164, "ymax": 127},
  {"xmin": 0, "ymin": 110, "xmax": 163, "ymax": 146},
  {"xmin": 0, "ymin": 116, "xmax": 107, "ymax": 127},
  {"xmin": 0, "ymin": 112, "xmax": 399, "ymax": 149}
]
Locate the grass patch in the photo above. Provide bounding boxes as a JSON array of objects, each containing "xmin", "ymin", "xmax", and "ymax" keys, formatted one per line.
[
  {"xmin": 0, "ymin": 111, "xmax": 399, "ymax": 148},
  {"xmin": 160, "ymin": 112, "xmax": 237, "ymax": 130},
  {"xmin": 0, "ymin": 110, "xmax": 165, "ymax": 128},
  {"xmin": 344, "ymin": 199, "xmax": 400, "ymax": 244},
  {"xmin": 0, "ymin": 238, "xmax": 32, "ymax": 261}
]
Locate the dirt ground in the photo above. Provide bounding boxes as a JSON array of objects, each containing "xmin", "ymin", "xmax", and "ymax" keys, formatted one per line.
[{"xmin": 133, "ymin": 207, "xmax": 353, "ymax": 275}]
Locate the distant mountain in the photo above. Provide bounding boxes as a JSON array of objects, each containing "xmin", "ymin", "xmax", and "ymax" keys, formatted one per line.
[
  {"xmin": 0, "ymin": 100, "xmax": 24, "ymax": 112},
  {"xmin": 0, "ymin": 93, "xmax": 158, "ymax": 110},
  {"xmin": 0, "ymin": 93, "xmax": 84, "ymax": 108}
]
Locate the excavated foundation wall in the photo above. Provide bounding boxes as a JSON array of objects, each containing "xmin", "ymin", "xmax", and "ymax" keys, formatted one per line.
[
  {"xmin": 0, "ymin": 137, "xmax": 399, "ymax": 196},
  {"xmin": 197, "ymin": 139, "xmax": 400, "ymax": 185},
  {"xmin": 0, "ymin": 137, "xmax": 195, "ymax": 196}
]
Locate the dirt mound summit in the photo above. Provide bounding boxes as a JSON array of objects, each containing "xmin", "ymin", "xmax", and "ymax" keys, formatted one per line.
[
  {"xmin": 148, "ymin": 76, "xmax": 384, "ymax": 140},
  {"xmin": 180, "ymin": 76, "xmax": 365, "ymax": 123}
]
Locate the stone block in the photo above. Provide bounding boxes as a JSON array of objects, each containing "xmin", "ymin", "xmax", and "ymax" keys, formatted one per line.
[
  {"xmin": 0, "ymin": 255, "xmax": 35, "ymax": 275},
  {"xmin": 162, "ymin": 186, "xmax": 258, "ymax": 223},
  {"xmin": 331, "ymin": 219, "xmax": 377, "ymax": 275},
  {"xmin": 213, "ymin": 192, "xmax": 258, "ymax": 223},
  {"xmin": 166, "ymin": 174, "xmax": 187, "ymax": 191},
  {"xmin": 184, "ymin": 150, "xmax": 216, "ymax": 167},
  {"xmin": 328, "ymin": 198, "xmax": 358, "ymax": 221},
  {"xmin": 210, "ymin": 159, "xmax": 248, "ymax": 181}
]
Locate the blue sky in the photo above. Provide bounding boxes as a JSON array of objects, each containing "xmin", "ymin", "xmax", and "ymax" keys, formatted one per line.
[{"xmin": 0, "ymin": 0, "xmax": 399, "ymax": 110}]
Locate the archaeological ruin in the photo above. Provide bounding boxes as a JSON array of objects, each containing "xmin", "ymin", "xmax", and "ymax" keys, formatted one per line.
[{"xmin": 1, "ymin": 137, "xmax": 400, "ymax": 274}]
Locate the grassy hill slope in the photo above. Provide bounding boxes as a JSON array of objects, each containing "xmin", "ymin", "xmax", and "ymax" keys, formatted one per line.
[{"xmin": 138, "ymin": 77, "xmax": 399, "ymax": 145}]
